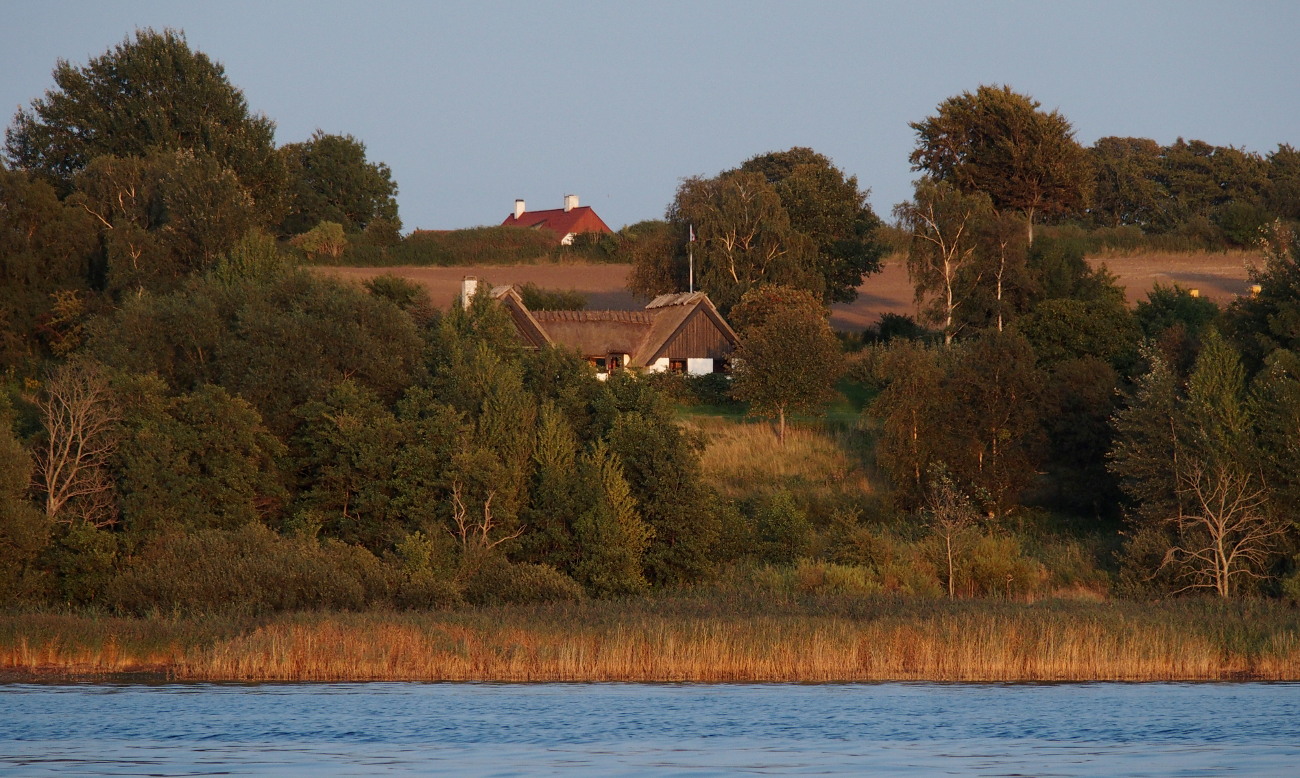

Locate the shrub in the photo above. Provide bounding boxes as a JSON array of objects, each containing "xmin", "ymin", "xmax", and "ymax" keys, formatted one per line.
[
  {"xmin": 461, "ymin": 558, "xmax": 585, "ymax": 606},
  {"xmin": 517, "ymin": 282, "xmax": 587, "ymax": 311},
  {"xmin": 106, "ymin": 524, "xmax": 393, "ymax": 615},
  {"xmin": 793, "ymin": 560, "xmax": 882, "ymax": 596}
]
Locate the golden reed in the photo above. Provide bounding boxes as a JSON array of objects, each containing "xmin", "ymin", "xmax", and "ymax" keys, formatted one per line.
[{"xmin": 4, "ymin": 604, "xmax": 1298, "ymax": 682}]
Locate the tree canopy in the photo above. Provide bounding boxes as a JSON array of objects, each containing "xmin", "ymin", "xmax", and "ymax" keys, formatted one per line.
[
  {"xmin": 651, "ymin": 148, "xmax": 886, "ymax": 311},
  {"xmin": 4, "ymin": 28, "xmax": 284, "ymax": 214},
  {"xmin": 910, "ymin": 85, "xmax": 1091, "ymax": 242},
  {"xmin": 280, "ymin": 131, "xmax": 400, "ymax": 235}
]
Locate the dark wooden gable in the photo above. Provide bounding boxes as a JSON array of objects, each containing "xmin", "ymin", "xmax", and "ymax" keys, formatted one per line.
[{"xmin": 651, "ymin": 307, "xmax": 735, "ymax": 361}]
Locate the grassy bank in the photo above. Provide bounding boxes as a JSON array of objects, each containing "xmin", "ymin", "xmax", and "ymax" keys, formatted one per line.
[{"xmin": 3, "ymin": 595, "xmax": 1298, "ymax": 683}]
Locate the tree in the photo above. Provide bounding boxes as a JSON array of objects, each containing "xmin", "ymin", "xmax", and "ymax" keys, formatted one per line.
[
  {"xmin": 116, "ymin": 380, "xmax": 286, "ymax": 536},
  {"xmin": 730, "ymin": 285, "xmax": 843, "ymax": 443},
  {"xmin": 909, "ymin": 84, "xmax": 1091, "ymax": 243},
  {"xmin": 0, "ymin": 396, "xmax": 49, "ymax": 601},
  {"xmin": 573, "ymin": 440, "xmax": 652, "ymax": 597},
  {"xmin": 32, "ymin": 360, "xmax": 120, "ymax": 527},
  {"xmin": 291, "ymin": 220, "xmax": 348, "ymax": 262},
  {"xmin": 667, "ymin": 170, "xmax": 820, "ymax": 312},
  {"xmin": 1110, "ymin": 333, "xmax": 1288, "ymax": 596},
  {"xmin": 0, "ymin": 169, "xmax": 97, "ymax": 368},
  {"xmin": 5, "ymin": 28, "xmax": 284, "ymax": 214},
  {"xmin": 280, "ymin": 131, "xmax": 400, "ymax": 235},
  {"xmin": 866, "ymin": 339, "xmax": 948, "ymax": 508},
  {"xmin": 739, "ymin": 147, "xmax": 887, "ymax": 303},
  {"xmin": 652, "ymin": 149, "xmax": 888, "ymax": 309},
  {"xmin": 894, "ymin": 179, "xmax": 993, "ymax": 345},
  {"xmin": 943, "ymin": 332, "xmax": 1046, "ymax": 517},
  {"xmin": 600, "ymin": 377, "xmax": 719, "ymax": 586},
  {"xmin": 1087, "ymin": 137, "xmax": 1173, "ymax": 231},
  {"xmin": 922, "ymin": 466, "xmax": 981, "ymax": 598},
  {"xmin": 1226, "ymin": 220, "xmax": 1300, "ymax": 370}
]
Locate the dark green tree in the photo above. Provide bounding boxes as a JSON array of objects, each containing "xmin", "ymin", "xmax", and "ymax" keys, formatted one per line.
[
  {"xmin": 1088, "ymin": 137, "xmax": 1172, "ymax": 231},
  {"xmin": 865, "ymin": 339, "xmax": 949, "ymax": 509},
  {"xmin": 1226, "ymin": 221, "xmax": 1300, "ymax": 370},
  {"xmin": 280, "ymin": 130, "xmax": 399, "ymax": 235},
  {"xmin": 5, "ymin": 28, "xmax": 284, "ymax": 214},
  {"xmin": 909, "ymin": 84, "xmax": 1091, "ymax": 243},
  {"xmin": 116, "ymin": 379, "xmax": 286, "ymax": 536},
  {"xmin": 739, "ymin": 147, "xmax": 887, "ymax": 303},
  {"xmin": 601, "ymin": 376, "xmax": 718, "ymax": 586},
  {"xmin": 291, "ymin": 380, "xmax": 405, "ymax": 550},
  {"xmin": 0, "ymin": 396, "xmax": 49, "ymax": 602},
  {"xmin": 0, "ymin": 169, "xmax": 97, "ymax": 368},
  {"xmin": 573, "ymin": 440, "xmax": 652, "ymax": 596}
]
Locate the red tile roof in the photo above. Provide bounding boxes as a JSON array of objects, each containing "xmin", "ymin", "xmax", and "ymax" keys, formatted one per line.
[{"xmin": 501, "ymin": 206, "xmax": 612, "ymax": 242}]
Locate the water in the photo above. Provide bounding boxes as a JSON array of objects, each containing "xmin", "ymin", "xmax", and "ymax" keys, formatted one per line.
[{"xmin": 2, "ymin": 682, "xmax": 1297, "ymax": 776}]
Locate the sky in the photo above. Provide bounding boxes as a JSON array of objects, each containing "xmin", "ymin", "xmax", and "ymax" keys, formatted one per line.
[{"xmin": 3, "ymin": 1, "xmax": 1298, "ymax": 232}]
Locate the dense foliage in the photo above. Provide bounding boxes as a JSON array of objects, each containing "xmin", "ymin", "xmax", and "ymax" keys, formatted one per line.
[{"xmin": 2, "ymin": 35, "xmax": 1297, "ymax": 614}]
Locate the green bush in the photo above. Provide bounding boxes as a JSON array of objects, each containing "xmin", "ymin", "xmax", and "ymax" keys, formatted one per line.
[
  {"xmin": 461, "ymin": 558, "xmax": 585, "ymax": 606},
  {"xmin": 44, "ymin": 523, "xmax": 119, "ymax": 606},
  {"xmin": 793, "ymin": 560, "xmax": 882, "ymax": 596},
  {"xmin": 754, "ymin": 491, "xmax": 812, "ymax": 566},
  {"xmin": 517, "ymin": 282, "xmax": 587, "ymax": 311},
  {"xmin": 105, "ymin": 524, "xmax": 394, "ymax": 615}
]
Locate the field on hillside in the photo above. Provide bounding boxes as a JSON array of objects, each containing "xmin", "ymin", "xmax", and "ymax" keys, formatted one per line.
[{"xmin": 317, "ymin": 250, "xmax": 1258, "ymax": 332}]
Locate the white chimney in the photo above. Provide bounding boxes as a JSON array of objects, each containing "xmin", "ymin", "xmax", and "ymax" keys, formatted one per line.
[
  {"xmin": 564, "ymin": 194, "xmax": 578, "ymax": 212},
  {"xmin": 461, "ymin": 276, "xmax": 478, "ymax": 310},
  {"xmin": 514, "ymin": 199, "xmax": 526, "ymax": 219}
]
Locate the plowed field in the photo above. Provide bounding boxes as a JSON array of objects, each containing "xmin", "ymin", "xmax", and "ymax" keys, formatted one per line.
[{"xmin": 317, "ymin": 251, "xmax": 1257, "ymax": 332}]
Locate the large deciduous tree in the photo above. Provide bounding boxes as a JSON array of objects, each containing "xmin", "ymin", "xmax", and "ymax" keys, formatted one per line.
[
  {"xmin": 649, "ymin": 148, "xmax": 885, "ymax": 311},
  {"xmin": 738, "ymin": 147, "xmax": 887, "ymax": 303},
  {"xmin": 909, "ymin": 84, "xmax": 1091, "ymax": 243},
  {"xmin": 4, "ymin": 28, "xmax": 284, "ymax": 214},
  {"xmin": 667, "ymin": 170, "xmax": 820, "ymax": 312},
  {"xmin": 279, "ymin": 131, "xmax": 400, "ymax": 235}
]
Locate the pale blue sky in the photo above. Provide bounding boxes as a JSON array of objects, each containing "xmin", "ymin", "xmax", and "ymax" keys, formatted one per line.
[{"xmin": 4, "ymin": 1, "xmax": 1297, "ymax": 231}]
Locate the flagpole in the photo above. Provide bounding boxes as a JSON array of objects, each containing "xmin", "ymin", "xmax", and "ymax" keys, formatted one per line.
[{"xmin": 688, "ymin": 224, "xmax": 695, "ymax": 293}]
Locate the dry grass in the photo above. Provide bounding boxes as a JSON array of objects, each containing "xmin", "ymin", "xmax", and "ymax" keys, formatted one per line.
[
  {"xmin": 686, "ymin": 417, "xmax": 875, "ymax": 500},
  {"xmin": 3, "ymin": 598, "xmax": 1297, "ymax": 683}
]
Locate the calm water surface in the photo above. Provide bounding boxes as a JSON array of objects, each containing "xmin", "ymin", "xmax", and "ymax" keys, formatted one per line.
[{"xmin": 2, "ymin": 682, "xmax": 1297, "ymax": 776}]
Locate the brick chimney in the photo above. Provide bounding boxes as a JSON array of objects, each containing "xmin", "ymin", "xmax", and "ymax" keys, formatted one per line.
[
  {"xmin": 514, "ymin": 199, "xmax": 526, "ymax": 219},
  {"xmin": 563, "ymin": 194, "xmax": 578, "ymax": 212}
]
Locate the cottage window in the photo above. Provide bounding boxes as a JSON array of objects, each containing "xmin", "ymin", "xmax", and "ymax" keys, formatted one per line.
[
  {"xmin": 713, "ymin": 358, "xmax": 730, "ymax": 374},
  {"xmin": 608, "ymin": 355, "xmax": 623, "ymax": 371},
  {"xmin": 668, "ymin": 358, "xmax": 687, "ymax": 374},
  {"xmin": 591, "ymin": 357, "xmax": 607, "ymax": 372}
]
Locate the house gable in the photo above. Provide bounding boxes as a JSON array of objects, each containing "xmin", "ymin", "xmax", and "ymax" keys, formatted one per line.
[{"xmin": 482, "ymin": 281, "xmax": 736, "ymax": 374}]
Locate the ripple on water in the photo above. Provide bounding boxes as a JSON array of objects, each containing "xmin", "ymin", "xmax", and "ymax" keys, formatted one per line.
[{"xmin": 1, "ymin": 682, "xmax": 1298, "ymax": 776}]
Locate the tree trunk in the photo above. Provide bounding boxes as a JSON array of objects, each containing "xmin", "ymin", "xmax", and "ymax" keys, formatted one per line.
[
  {"xmin": 777, "ymin": 407, "xmax": 786, "ymax": 446},
  {"xmin": 945, "ymin": 533, "xmax": 955, "ymax": 598}
]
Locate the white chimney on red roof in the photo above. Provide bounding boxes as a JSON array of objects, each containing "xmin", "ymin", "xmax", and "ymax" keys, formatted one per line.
[
  {"xmin": 461, "ymin": 276, "xmax": 478, "ymax": 310},
  {"xmin": 514, "ymin": 199, "xmax": 526, "ymax": 219},
  {"xmin": 564, "ymin": 194, "xmax": 578, "ymax": 212}
]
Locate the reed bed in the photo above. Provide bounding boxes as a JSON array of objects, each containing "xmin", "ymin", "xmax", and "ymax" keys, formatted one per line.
[{"xmin": 4, "ymin": 597, "xmax": 1297, "ymax": 682}]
